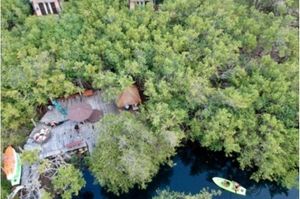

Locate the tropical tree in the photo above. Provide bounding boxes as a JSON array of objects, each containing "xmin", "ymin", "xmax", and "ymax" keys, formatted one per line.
[
  {"xmin": 88, "ymin": 112, "xmax": 181, "ymax": 195},
  {"xmin": 19, "ymin": 151, "xmax": 85, "ymax": 199},
  {"xmin": 52, "ymin": 164, "xmax": 85, "ymax": 199}
]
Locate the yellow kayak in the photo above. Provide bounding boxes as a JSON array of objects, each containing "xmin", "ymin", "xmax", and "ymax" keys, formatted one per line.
[{"xmin": 212, "ymin": 177, "xmax": 246, "ymax": 196}]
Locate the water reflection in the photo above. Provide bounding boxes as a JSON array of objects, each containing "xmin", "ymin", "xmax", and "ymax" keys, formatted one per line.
[
  {"xmin": 99, "ymin": 165, "xmax": 173, "ymax": 199},
  {"xmin": 74, "ymin": 142, "xmax": 298, "ymax": 199},
  {"xmin": 176, "ymin": 142, "xmax": 296, "ymax": 199},
  {"xmin": 80, "ymin": 191, "xmax": 94, "ymax": 199}
]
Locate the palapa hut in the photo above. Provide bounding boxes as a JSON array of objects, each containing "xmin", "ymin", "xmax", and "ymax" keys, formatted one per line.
[{"xmin": 116, "ymin": 85, "xmax": 142, "ymax": 110}]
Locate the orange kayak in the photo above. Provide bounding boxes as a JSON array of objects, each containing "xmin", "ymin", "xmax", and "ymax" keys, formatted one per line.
[{"xmin": 2, "ymin": 146, "xmax": 22, "ymax": 185}]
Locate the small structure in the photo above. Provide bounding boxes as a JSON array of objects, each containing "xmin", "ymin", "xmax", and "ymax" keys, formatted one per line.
[
  {"xmin": 116, "ymin": 85, "xmax": 142, "ymax": 110},
  {"xmin": 30, "ymin": 0, "xmax": 61, "ymax": 16},
  {"xmin": 128, "ymin": 0, "xmax": 153, "ymax": 10}
]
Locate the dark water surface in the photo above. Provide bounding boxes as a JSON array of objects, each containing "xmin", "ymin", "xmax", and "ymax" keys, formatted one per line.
[{"xmin": 74, "ymin": 144, "xmax": 299, "ymax": 199}]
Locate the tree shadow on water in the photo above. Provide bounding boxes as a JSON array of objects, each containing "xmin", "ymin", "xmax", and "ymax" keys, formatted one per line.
[
  {"xmin": 176, "ymin": 141, "xmax": 295, "ymax": 199},
  {"xmin": 247, "ymin": 180, "xmax": 291, "ymax": 198},
  {"xmin": 78, "ymin": 191, "xmax": 94, "ymax": 199},
  {"xmin": 178, "ymin": 141, "xmax": 234, "ymax": 177},
  {"xmin": 75, "ymin": 143, "xmax": 296, "ymax": 199},
  {"xmin": 99, "ymin": 164, "xmax": 174, "ymax": 199}
]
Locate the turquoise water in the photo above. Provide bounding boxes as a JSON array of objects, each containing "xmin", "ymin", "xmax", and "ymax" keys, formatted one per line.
[{"xmin": 74, "ymin": 143, "xmax": 299, "ymax": 199}]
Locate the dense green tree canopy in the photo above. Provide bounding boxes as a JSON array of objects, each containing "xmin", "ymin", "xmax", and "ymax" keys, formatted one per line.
[
  {"xmin": 1, "ymin": 0, "xmax": 31, "ymax": 30},
  {"xmin": 89, "ymin": 112, "xmax": 181, "ymax": 195},
  {"xmin": 52, "ymin": 164, "xmax": 85, "ymax": 199},
  {"xmin": 1, "ymin": 0, "xmax": 298, "ymax": 195}
]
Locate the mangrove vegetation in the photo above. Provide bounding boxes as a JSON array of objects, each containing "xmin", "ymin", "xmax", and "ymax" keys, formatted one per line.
[{"xmin": 1, "ymin": 0, "xmax": 299, "ymax": 198}]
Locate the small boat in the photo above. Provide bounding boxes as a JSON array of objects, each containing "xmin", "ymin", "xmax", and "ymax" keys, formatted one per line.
[
  {"xmin": 2, "ymin": 146, "xmax": 22, "ymax": 186},
  {"xmin": 212, "ymin": 177, "xmax": 246, "ymax": 196}
]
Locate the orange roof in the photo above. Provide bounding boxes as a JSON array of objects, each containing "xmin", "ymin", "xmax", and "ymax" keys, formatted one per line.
[
  {"xmin": 116, "ymin": 85, "xmax": 141, "ymax": 108},
  {"xmin": 2, "ymin": 146, "xmax": 16, "ymax": 177}
]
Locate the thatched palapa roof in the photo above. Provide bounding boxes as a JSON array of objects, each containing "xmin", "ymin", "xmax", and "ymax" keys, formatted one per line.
[{"xmin": 116, "ymin": 85, "xmax": 141, "ymax": 108}]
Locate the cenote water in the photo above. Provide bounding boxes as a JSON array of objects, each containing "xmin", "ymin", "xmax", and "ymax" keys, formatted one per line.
[{"xmin": 73, "ymin": 143, "xmax": 298, "ymax": 199}]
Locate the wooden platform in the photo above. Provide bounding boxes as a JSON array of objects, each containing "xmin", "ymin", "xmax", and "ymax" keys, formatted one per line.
[
  {"xmin": 20, "ymin": 91, "xmax": 118, "ymax": 199},
  {"xmin": 24, "ymin": 91, "xmax": 118, "ymax": 157}
]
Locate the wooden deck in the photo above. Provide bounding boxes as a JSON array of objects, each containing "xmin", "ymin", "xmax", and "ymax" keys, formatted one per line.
[{"xmin": 20, "ymin": 91, "xmax": 118, "ymax": 199}]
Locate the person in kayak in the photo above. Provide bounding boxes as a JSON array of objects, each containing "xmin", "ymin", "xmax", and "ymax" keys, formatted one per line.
[
  {"xmin": 234, "ymin": 183, "xmax": 240, "ymax": 192},
  {"xmin": 222, "ymin": 180, "xmax": 231, "ymax": 187}
]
